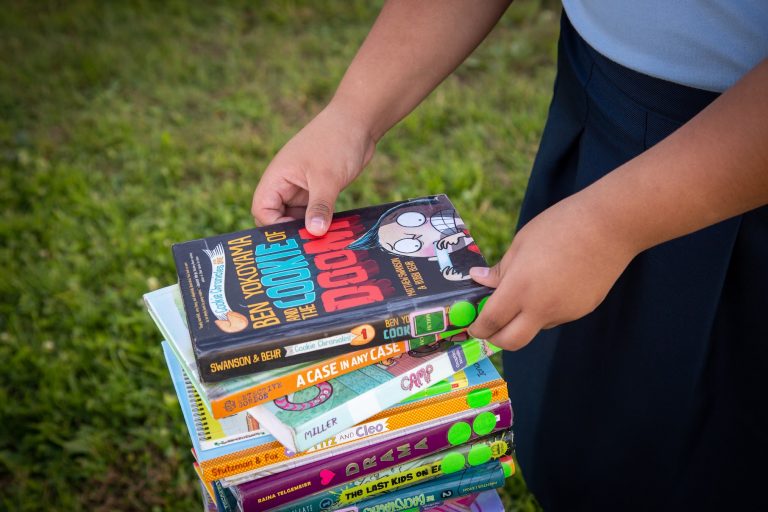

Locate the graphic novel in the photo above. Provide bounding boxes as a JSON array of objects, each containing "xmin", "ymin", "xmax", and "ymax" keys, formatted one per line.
[{"xmin": 172, "ymin": 194, "xmax": 491, "ymax": 381}]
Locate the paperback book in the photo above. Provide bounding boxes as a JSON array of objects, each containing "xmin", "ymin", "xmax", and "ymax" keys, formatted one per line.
[
  {"xmin": 233, "ymin": 400, "xmax": 514, "ymax": 511},
  {"xmin": 172, "ymin": 194, "xmax": 491, "ymax": 381},
  {"xmin": 147, "ymin": 284, "xmax": 410, "ymax": 418},
  {"xmin": 250, "ymin": 337, "xmax": 500, "ymax": 452}
]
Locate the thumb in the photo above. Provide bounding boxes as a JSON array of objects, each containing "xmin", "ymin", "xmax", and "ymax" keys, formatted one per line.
[
  {"xmin": 469, "ymin": 264, "xmax": 503, "ymax": 288},
  {"xmin": 305, "ymin": 182, "xmax": 339, "ymax": 236}
]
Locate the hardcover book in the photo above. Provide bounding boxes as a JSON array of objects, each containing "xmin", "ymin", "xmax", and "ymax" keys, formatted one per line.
[
  {"xmin": 280, "ymin": 429, "xmax": 513, "ymax": 512},
  {"xmin": 200, "ymin": 359, "xmax": 508, "ymax": 485},
  {"xmin": 249, "ymin": 337, "xmax": 500, "ymax": 452},
  {"xmin": 233, "ymin": 401, "xmax": 514, "ymax": 511},
  {"xmin": 172, "ymin": 194, "xmax": 491, "ymax": 381},
  {"xmin": 147, "ymin": 285, "xmax": 411, "ymax": 418}
]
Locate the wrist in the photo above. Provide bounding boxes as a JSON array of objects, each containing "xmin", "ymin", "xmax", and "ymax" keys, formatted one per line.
[
  {"xmin": 560, "ymin": 185, "xmax": 646, "ymax": 263},
  {"xmin": 326, "ymin": 92, "xmax": 383, "ymax": 145},
  {"xmin": 310, "ymin": 100, "xmax": 378, "ymax": 181}
]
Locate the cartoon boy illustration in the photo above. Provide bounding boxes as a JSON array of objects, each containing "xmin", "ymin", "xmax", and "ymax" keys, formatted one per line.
[{"xmin": 348, "ymin": 196, "xmax": 483, "ymax": 281}]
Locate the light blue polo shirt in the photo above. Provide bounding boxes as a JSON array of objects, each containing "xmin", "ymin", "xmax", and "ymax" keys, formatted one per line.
[{"xmin": 562, "ymin": 1, "xmax": 768, "ymax": 92}]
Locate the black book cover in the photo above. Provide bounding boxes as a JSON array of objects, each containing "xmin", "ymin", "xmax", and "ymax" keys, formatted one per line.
[{"xmin": 172, "ymin": 194, "xmax": 491, "ymax": 382}]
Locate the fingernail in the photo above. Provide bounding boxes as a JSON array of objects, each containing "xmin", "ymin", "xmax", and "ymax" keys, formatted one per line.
[
  {"xmin": 470, "ymin": 267, "xmax": 489, "ymax": 278},
  {"xmin": 310, "ymin": 217, "xmax": 326, "ymax": 233}
]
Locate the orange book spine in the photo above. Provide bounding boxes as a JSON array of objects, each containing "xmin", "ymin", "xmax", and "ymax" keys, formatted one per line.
[
  {"xmin": 199, "ymin": 378, "xmax": 509, "ymax": 483},
  {"xmin": 210, "ymin": 340, "xmax": 410, "ymax": 418}
]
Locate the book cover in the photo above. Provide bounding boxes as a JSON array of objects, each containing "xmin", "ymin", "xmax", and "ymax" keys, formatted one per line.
[
  {"xmin": 204, "ymin": 359, "xmax": 507, "ymax": 485},
  {"xmin": 147, "ymin": 284, "xmax": 412, "ymax": 418},
  {"xmin": 161, "ymin": 341, "xmax": 269, "ymax": 454},
  {"xmin": 172, "ymin": 194, "xmax": 491, "ymax": 381},
  {"xmin": 250, "ymin": 337, "xmax": 500, "ymax": 452},
  {"xmin": 280, "ymin": 429, "xmax": 513, "ymax": 512},
  {"xmin": 233, "ymin": 400, "xmax": 513, "ymax": 511}
]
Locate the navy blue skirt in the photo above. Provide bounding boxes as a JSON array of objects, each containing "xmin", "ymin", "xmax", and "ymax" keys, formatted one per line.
[{"xmin": 503, "ymin": 13, "xmax": 768, "ymax": 511}]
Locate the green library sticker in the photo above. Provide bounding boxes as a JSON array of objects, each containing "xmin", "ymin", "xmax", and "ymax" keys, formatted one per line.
[
  {"xmin": 472, "ymin": 411, "xmax": 497, "ymax": 436},
  {"xmin": 466, "ymin": 387, "xmax": 493, "ymax": 409},
  {"xmin": 468, "ymin": 444, "xmax": 493, "ymax": 466},
  {"xmin": 441, "ymin": 452, "xmax": 465, "ymax": 474},
  {"xmin": 447, "ymin": 421, "xmax": 472, "ymax": 446},
  {"xmin": 448, "ymin": 300, "xmax": 476, "ymax": 327}
]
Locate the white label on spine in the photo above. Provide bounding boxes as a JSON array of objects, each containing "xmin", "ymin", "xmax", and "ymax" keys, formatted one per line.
[{"xmin": 284, "ymin": 332, "xmax": 356, "ymax": 356}]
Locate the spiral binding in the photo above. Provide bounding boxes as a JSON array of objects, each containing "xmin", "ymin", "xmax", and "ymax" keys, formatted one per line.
[{"xmin": 184, "ymin": 373, "xmax": 212, "ymax": 443}]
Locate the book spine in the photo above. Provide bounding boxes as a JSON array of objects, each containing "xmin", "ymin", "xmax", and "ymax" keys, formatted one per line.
[
  {"xmin": 200, "ymin": 379, "xmax": 509, "ymax": 484},
  {"xmin": 280, "ymin": 429, "xmax": 513, "ymax": 512},
  {"xmin": 210, "ymin": 340, "xmax": 410, "ymax": 418},
  {"xmin": 288, "ymin": 339, "xmax": 501, "ymax": 451},
  {"xmin": 212, "ymin": 480, "xmax": 239, "ymax": 512},
  {"xmin": 347, "ymin": 459, "xmax": 512, "ymax": 512},
  {"xmin": 197, "ymin": 289, "xmax": 489, "ymax": 382},
  {"xmin": 237, "ymin": 400, "xmax": 513, "ymax": 511}
]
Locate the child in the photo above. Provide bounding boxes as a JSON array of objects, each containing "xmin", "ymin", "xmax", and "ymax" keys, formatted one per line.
[{"xmin": 251, "ymin": 1, "xmax": 768, "ymax": 509}]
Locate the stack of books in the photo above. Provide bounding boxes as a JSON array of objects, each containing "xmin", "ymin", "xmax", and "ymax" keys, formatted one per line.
[{"xmin": 145, "ymin": 195, "xmax": 516, "ymax": 512}]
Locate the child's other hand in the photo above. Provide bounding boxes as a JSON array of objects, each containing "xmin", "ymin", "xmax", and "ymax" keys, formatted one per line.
[
  {"xmin": 251, "ymin": 105, "xmax": 376, "ymax": 236},
  {"xmin": 467, "ymin": 194, "xmax": 638, "ymax": 351}
]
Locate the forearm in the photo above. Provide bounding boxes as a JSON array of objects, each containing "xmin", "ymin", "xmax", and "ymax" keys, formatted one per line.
[
  {"xmin": 579, "ymin": 58, "xmax": 768, "ymax": 254},
  {"xmin": 330, "ymin": 0, "xmax": 512, "ymax": 142}
]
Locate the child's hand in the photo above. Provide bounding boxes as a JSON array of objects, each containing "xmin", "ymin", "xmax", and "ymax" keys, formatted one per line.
[
  {"xmin": 251, "ymin": 105, "xmax": 376, "ymax": 236},
  {"xmin": 467, "ymin": 194, "xmax": 638, "ymax": 351}
]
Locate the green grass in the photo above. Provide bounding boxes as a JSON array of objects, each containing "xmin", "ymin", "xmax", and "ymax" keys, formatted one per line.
[{"xmin": 0, "ymin": 1, "xmax": 558, "ymax": 510}]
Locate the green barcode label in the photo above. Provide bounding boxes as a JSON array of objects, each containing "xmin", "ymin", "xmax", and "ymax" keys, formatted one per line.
[{"xmin": 411, "ymin": 310, "xmax": 446, "ymax": 336}]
